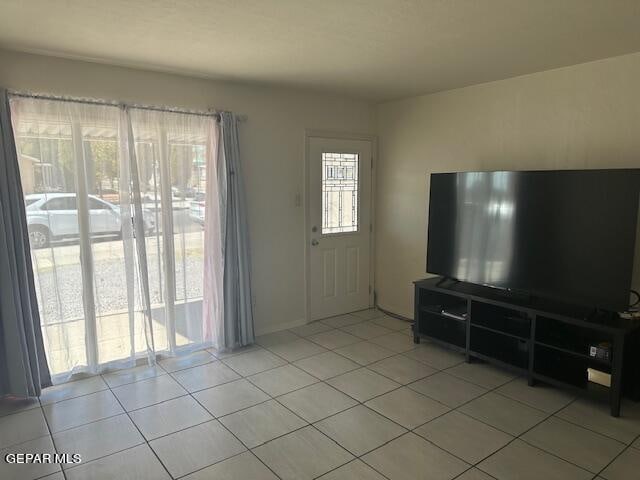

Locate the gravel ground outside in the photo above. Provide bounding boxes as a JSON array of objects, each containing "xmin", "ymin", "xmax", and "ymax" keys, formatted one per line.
[{"xmin": 33, "ymin": 232, "xmax": 204, "ymax": 325}]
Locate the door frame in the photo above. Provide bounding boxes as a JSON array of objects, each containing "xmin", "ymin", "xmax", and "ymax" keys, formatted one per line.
[{"xmin": 304, "ymin": 129, "xmax": 378, "ymax": 322}]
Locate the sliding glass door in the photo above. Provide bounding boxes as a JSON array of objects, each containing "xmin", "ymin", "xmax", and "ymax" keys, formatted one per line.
[
  {"xmin": 10, "ymin": 97, "xmax": 216, "ymax": 380},
  {"xmin": 129, "ymin": 109, "xmax": 211, "ymax": 353}
]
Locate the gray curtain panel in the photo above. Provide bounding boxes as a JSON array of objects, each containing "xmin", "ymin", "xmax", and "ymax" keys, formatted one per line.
[
  {"xmin": 0, "ymin": 88, "xmax": 51, "ymax": 396},
  {"xmin": 218, "ymin": 112, "xmax": 255, "ymax": 348}
]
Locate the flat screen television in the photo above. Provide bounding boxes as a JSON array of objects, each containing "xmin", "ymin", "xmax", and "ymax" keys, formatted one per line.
[{"xmin": 427, "ymin": 169, "xmax": 640, "ymax": 311}]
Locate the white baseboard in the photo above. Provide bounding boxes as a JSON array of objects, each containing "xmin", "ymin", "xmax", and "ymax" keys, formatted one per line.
[
  {"xmin": 255, "ymin": 318, "xmax": 307, "ymax": 336},
  {"xmin": 254, "ymin": 303, "xmax": 414, "ymax": 337},
  {"xmin": 376, "ymin": 302, "xmax": 414, "ymax": 321}
]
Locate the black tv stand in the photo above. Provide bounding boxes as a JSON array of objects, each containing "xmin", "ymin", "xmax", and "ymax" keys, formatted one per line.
[
  {"xmin": 414, "ymin": 277, "xmax": 640, "ymax": 417},
  {"xmin": 435, "ymin": 277, "xmax": 459, "ymax": 288}
]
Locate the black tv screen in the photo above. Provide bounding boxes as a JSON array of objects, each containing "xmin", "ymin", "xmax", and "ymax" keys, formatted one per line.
[{"xmin": 427, "ymin": 169, "xmax": 640, "ymax": 311}]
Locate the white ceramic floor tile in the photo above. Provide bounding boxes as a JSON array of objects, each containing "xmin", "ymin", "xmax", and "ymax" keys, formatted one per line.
[
  {"xmin": 112, "ymin": 374, "xmax": 187, "ymax": 411},
  {"xmin": 256, "ymin": 330, "xmax": 300, "ymax": 348},
  {"xmin": 398, "ymin": 326, "xmax": 414, "ymax": 337},
  {"xmin": 210, "ymin": 344, "xmax": 262, "ymax": 359},
  {"xmin": 172, "ymin": 361, "xmax": 240, "ymax": 392},
  {"xmin": 334, "ymin": 341, "xmax": 395, "ymax": 365},
  {"xmin": 601, "ymin": 447, "xmax": 640, "ymax": 480},
  {"xmin": 30, "ymin": 336, "xmax": 634, "ymax": 480},
  {"xmin": 254, "ymin": 426, "xmax": 353, "ymax": 480},
  {"xmin": 0, "ymin": 408, "xmax": 49, "ymax": 450},
  {"xmin": 193, "ymin": 378, "xmax": 270, "ymax": 417},
  {"xmin": 362, "ymin": 433, "xmax": 469, "ymax": 480},
  {"xmin": 351, "ymin": 309, "xmax": 385, "ymax": 320},
  {"xmin": 365, "ymin": 387, "xmax": 450, "ymax": 429},
  {"xmin": 370, "ymin": 315, "xmax": 411, "ymax": 331},
  {"xmin": 221, "ymin": 349, "xmax": 286, "ymax": 376},
  {"xmin": 321, "ymin": 314, "xmax": 363, "ymax": 328},
  {"xmin": 522, "ymin": 416, "xmax": 626, "ymax": 473},
  {"xmin": 157, "ymin": 350, "xmax": 216, "ymax": 373},
  {"xmin": 248, "ymin": 364, "xmax": 317, "ymax": 397},
  {"xmin": 266, "ymin": 338, "xmax": 327, "ymax": 362},
  {"xmin": 315, "ymin": 405, "xmax": 406, "ymax": 456},
  {"xmin": 456, "ymin": 468, "xmax": 499, "ymax": 480},
  {"xmin": 278, "ymin": 383, "xmax": 357, "ymax": 422},
  {"xmin": 293, "ymin": 351, "xmax": 360, "ymax": 380},
  {"xmin": 288, "ymin": 322, "xmax": 334, "ymax": 337},
  {"xmin": 0, "ymin": 435, "xmax": 60, "ymax": 480},
  {"xmin": 317, "ymin": 459, "xmax": 386, "ymax": 480},
  {"xmin": 102, "ymin": 364, "xmax": 165, "ymax": 388},
  {"xmin": 556, "ymin": 398, "xmax": 640, "ymax": 444},
  {"xmin": 478, "ymin": 439, "xmax": 592, "ymax": 480},
  {"xmin": 40, "ymin": 474, "xmax": 65, "ymax": 480},
  {"xmin": 182, "ymin": 451, "xmax": 278, "ymax": 480},
  {"xmin": 415, "ymin": 410, "xmax": 513, "ymax": 464},
  {"xmin": 368, "ymin": 354, "xmax": 437, "ymax": 384},
  {"xmin": 43, "ymin": 389, "xmax": 123, "ymax": 433},
  {"xmin": 129, "ymin": 395, "xmax": 212, "ymax": 440},
  {"xmin": 0, "ymin": 395, "xmax": 40, "ymax": 418},
  {"xmin": 309, "ymin": 330, "xmax": 361, "ymax": 350},
  {"xmin": 459, "ymin": 392, "xmax": 548, "ymax": 436},
  {"xmin": 327, "ymin": 368, "xmax": 400, "ymax": 402},
  {"xmin": 219, "ymin": 400, "xmax": 306, "ymax": 448},
  {"xmin": 340, "ymin": 322, "xmax": 392, "ymax": 340},
  {"xmin": 53, "ymin": 414, "xmax": 144, "ymax": 467},
  {"xmin": 39, "ymin": 376, "xmax": 108, "ymax": 405},
  {"xmin": 404, "ymin": 343, "xmax": 465, "ymax": 369},
  {"xmin": 409, "ymin": 372, "xmax": 488, "ymax": 408},
  {"xmin": 496, "ymin": 377, "xmax": 575, "ymax": 413},
  {"xmin": 368, "ymin": 332, "xmax": 416, "ymax": 353},
  {"xmin": 150, "ymin": 420, "xmax": 245, "ymax": 478},
  {"xmin": 65, "ymin": 444, "xmax": 170, "ymax": 480},
  {"xmin": 446, "ymin": 362, "xmax": 516, "ymax": 389}
]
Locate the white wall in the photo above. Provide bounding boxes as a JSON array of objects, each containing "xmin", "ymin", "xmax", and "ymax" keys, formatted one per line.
[
  {"xmin": 4, "ymin": 47, "xmax": 639, "ymax": 326},
  {"xmin": 0, "ymin": 48, "xmax": 376, "ymax": 334},
  {"xmin": 376, "ymin": 52, "xmax": 640, "ymax": 318}
]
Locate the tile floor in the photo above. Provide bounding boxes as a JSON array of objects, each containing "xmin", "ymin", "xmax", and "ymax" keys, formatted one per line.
[{"xmin": 1, "ymin": 309, "xmax": 640, "ymax": 480}]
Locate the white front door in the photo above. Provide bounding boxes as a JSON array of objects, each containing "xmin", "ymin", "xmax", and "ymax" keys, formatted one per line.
[{"xmin": 307, "ymin": 136, "xmax": 373, "ymax": 321}]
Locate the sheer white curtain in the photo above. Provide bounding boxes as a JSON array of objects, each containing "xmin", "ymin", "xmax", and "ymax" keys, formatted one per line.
[
  {"xmin": 10, "ymin": 97, "xmax": 222, "ymax": 381},
  {"xmin": 128, "ymin": 108, "xmax": 222, "ymax": 353},
  {"xmin": 202, "ymin": 118, "xmax": 224, "ymax": 347}
]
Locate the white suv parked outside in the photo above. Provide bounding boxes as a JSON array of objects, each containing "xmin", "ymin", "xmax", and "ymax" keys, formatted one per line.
[{"xmin": 26, "ymin": 193, "xmax": 155, "ymax": 248}]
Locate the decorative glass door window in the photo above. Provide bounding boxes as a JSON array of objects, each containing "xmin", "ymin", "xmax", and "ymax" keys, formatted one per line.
[{"xmin": 322, "ymin": 152, "xmax": 359, "ymax": 234}]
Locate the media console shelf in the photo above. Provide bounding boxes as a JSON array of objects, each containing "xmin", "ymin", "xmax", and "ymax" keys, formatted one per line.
[{"xmin": 414, "ymin": 277, "xmax": 640, "ymax": 417}]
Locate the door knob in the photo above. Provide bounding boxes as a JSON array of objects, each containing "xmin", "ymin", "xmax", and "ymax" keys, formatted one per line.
[{"xmin": 311, "ymin": 239, "xmax": 319, "ymax": 246}]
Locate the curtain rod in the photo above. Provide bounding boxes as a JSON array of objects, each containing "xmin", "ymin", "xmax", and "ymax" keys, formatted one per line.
[{"xmin": 7, "ymin": 90, "xmax": 248, "ymax": 121}]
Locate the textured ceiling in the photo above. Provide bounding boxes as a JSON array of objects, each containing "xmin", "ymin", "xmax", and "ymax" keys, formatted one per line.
[{"xmin": 1, "ymin": 0, "xmax": 640, "ymax": 101}]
